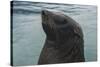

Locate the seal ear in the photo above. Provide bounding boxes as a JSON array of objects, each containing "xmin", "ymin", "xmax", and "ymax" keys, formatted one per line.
[{"xmin": 73, "ymin": 27, "xmax": 82, "ymax": 38}]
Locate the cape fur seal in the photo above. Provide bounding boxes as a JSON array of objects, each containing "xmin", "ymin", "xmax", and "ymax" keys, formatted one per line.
[{"xmin": 38, "ymin": 10, "xmax": 85, "ymax": 64}]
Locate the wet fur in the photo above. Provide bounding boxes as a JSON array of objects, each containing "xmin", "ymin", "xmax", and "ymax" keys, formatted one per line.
[{"xmin": 38, "ymin": 10, "xmax": 85, "ymax": 64}]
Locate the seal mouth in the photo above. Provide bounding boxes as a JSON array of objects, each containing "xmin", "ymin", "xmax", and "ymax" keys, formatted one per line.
[
  {"xmin": 42, "ymin": 10, "xmax": 48, "ymax": 24},
  {"xmin": 41, "ymin": 10, "xmax": 57, "ymax": 40},
  {"xmin": 42, "ymin": 10, "xmax": 52, "ymax": 23},
  {"xmin": 42, "ymin": 10, "xmax": 55, "ymax": 29}
]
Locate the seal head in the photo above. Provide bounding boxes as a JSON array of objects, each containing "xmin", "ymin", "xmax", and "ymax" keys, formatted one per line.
[{"xmin": 42, "ymin": 10, "xmax": 83, "ymax": 43}]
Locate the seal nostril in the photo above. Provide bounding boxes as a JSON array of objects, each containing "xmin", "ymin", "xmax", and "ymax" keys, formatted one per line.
[{"xmin": 42, "ymin": 11, "xmax": 45, "ymax": 15}]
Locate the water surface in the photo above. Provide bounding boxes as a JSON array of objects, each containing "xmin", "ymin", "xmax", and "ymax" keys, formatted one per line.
[{"xmin": 12, "ymin": 1, "xmax": 97, "ymax": 66}]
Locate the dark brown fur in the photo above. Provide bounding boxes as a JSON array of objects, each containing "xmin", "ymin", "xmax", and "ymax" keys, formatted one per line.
[{"xmin": 38, "ymin": 10, "xmax": 85, "ymax": 65}]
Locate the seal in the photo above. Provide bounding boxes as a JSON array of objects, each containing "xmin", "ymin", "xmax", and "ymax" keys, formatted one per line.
[{"xmin": 38, "ymin": 10, "xmax": 85, "ymax": 64}]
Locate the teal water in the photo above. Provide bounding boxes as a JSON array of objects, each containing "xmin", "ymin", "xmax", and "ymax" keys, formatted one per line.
[{"xmin": 12, "ymin": 1, "xmax": 97, "ymax": 66}]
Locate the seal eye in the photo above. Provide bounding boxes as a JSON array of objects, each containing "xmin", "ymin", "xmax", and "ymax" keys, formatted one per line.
[
  {"xmin": 62, "ymin": 19, "xmax": 67, "ymax": 24},
  {"xmin": 54, "ymin": 18, "xmax": 67, "ymax": 25}
]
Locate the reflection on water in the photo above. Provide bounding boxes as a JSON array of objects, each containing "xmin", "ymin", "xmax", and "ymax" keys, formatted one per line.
[{"xmin": 12, "ymin": 1, "xmax": 97, "ymax": 66}]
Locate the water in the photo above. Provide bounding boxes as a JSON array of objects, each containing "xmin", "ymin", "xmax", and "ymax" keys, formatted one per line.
[{"xmin": 11, "ymin": 1, "xmax": 97, "ymax": 66}]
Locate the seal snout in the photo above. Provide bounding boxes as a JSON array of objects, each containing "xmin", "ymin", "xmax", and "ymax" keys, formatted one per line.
[
  {"xmin": 42, "ymin": 10, "xmax": 46, "ymax": 15},
  {"xmin": 42, "ymin": 10, "xmax": 48, "ymax": 16},
  {"xmin": 42, "ymin": 10, "xmax": 52, "ymax": 16}
]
